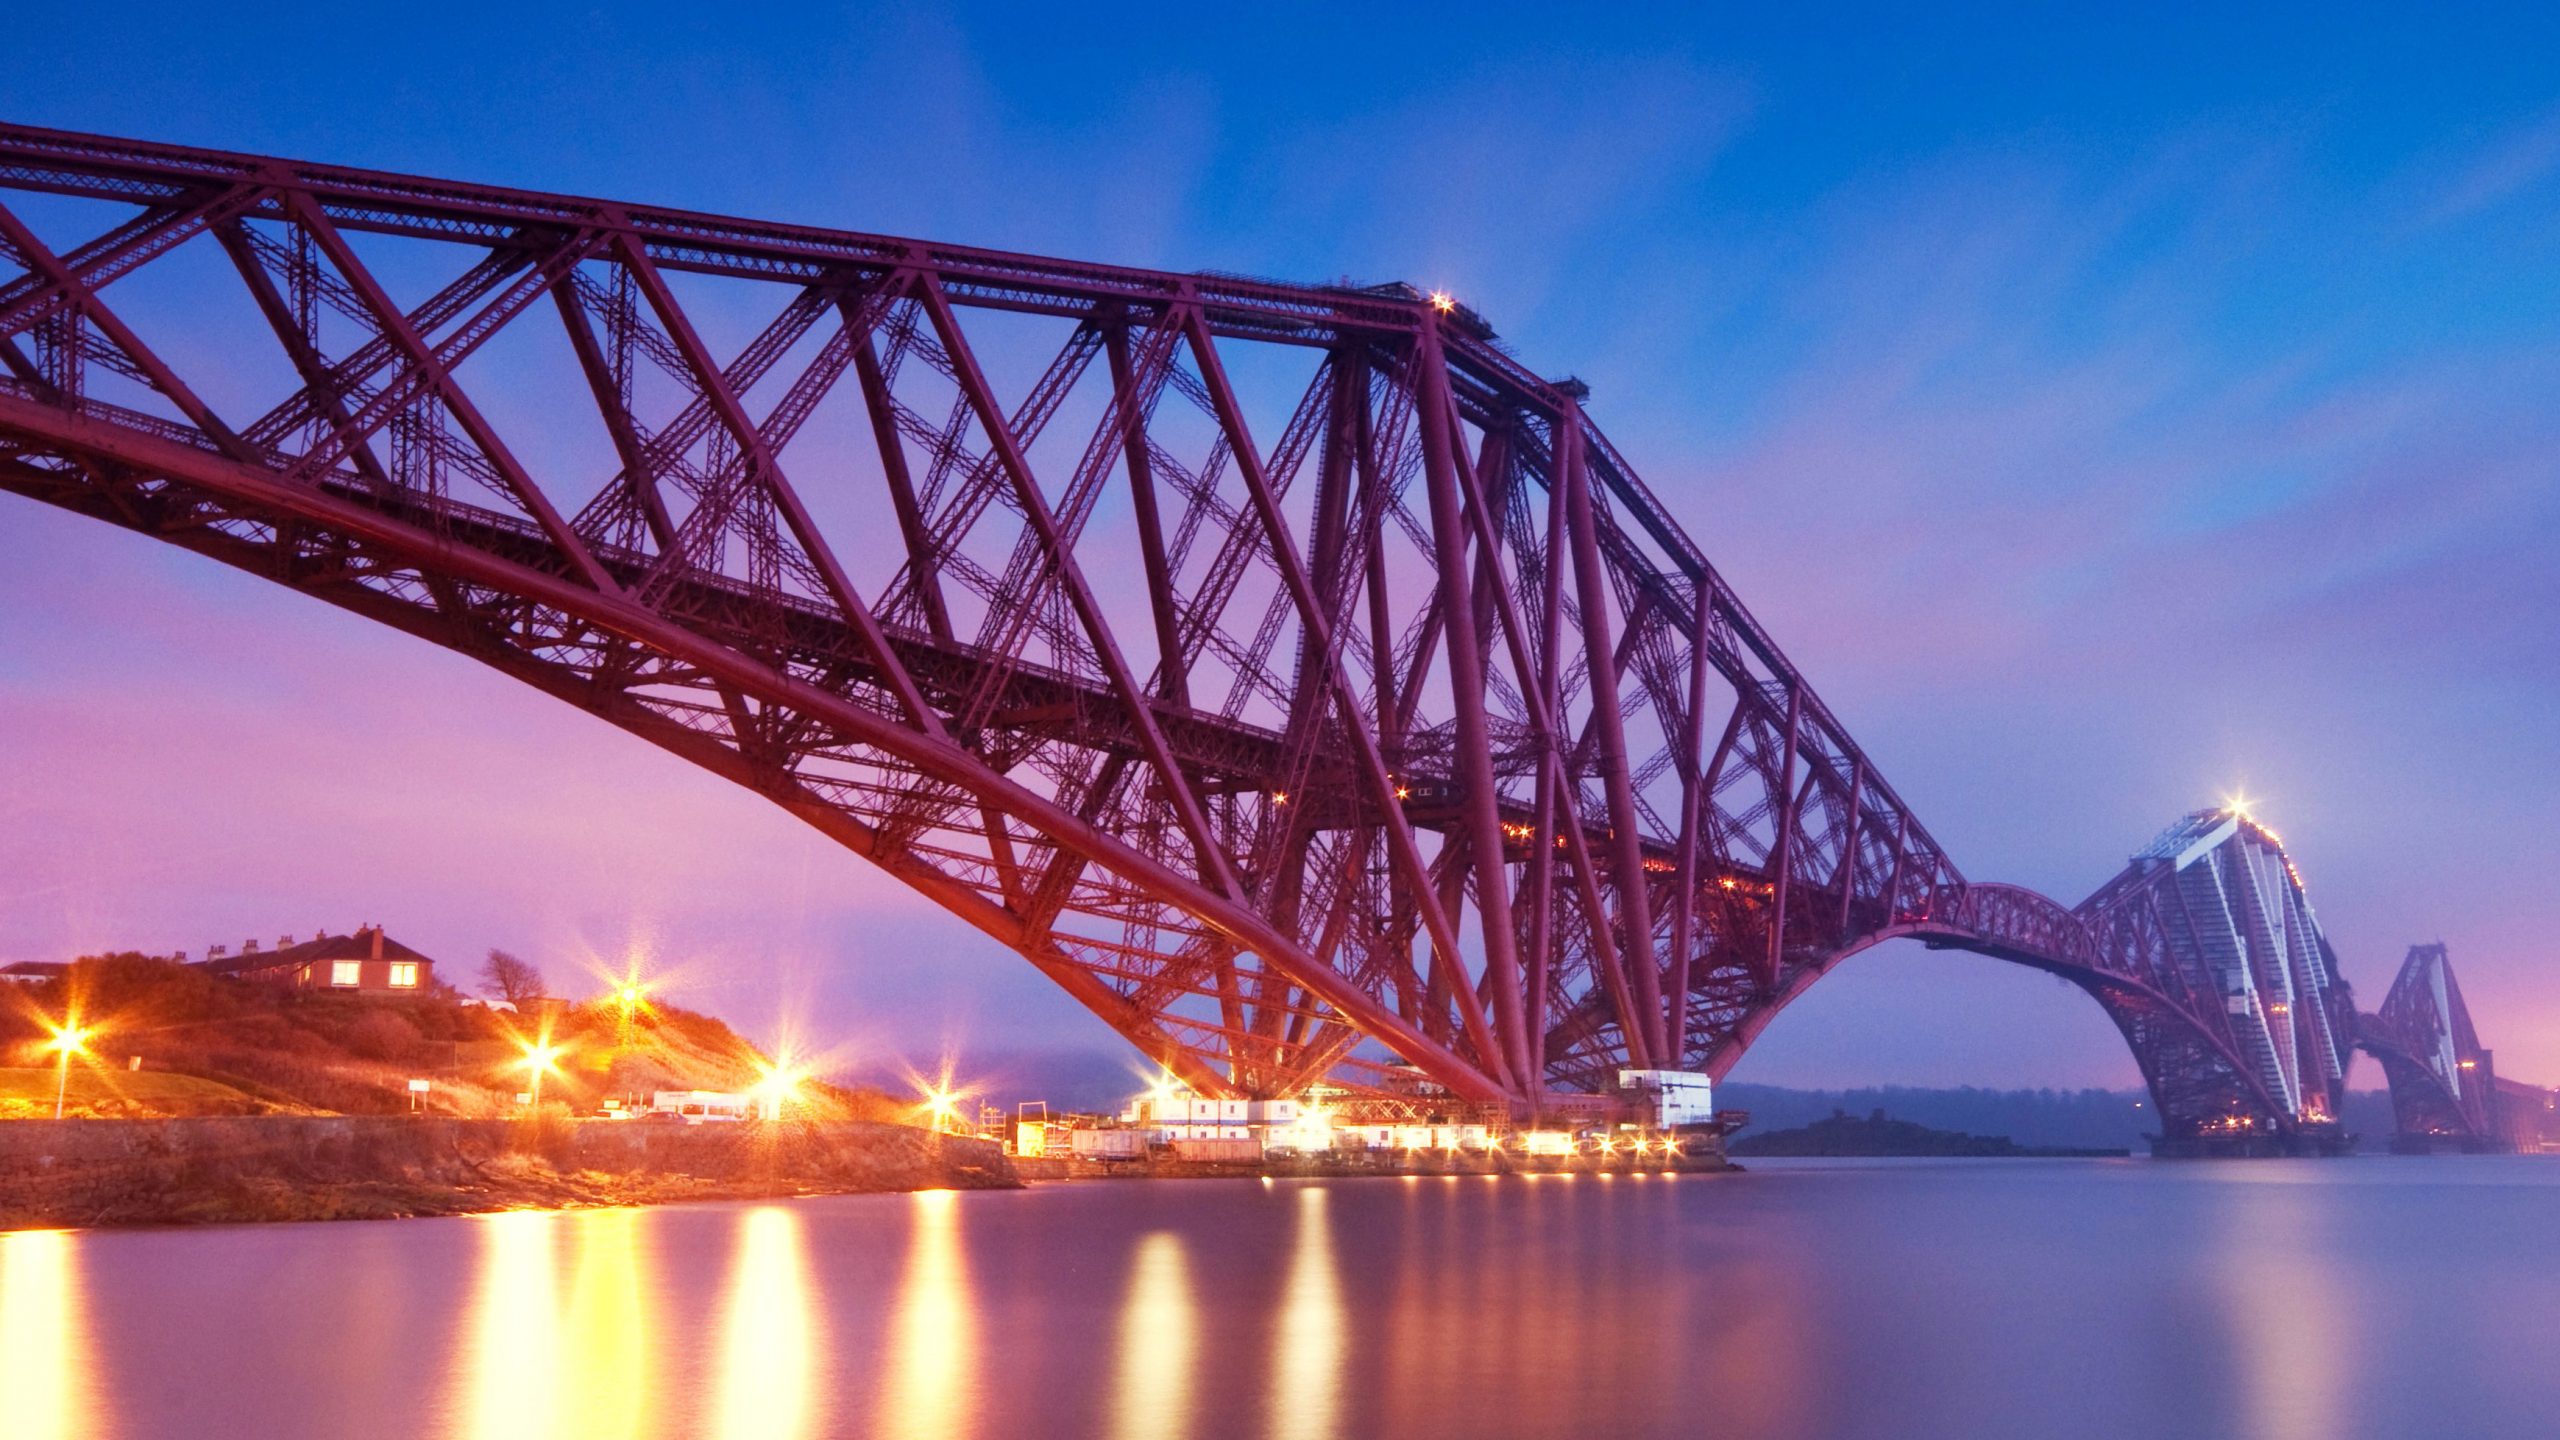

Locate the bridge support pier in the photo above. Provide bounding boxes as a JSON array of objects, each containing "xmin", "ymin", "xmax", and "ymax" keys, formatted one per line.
[{"xmin": 2148, "ymin": 1125, "xmax": 2354, "ymax": 1159}]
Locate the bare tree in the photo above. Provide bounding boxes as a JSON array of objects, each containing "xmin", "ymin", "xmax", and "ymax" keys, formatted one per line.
[{"xmin": 480, "ymin": 949, "xmax": 545, "ymax": 1006}]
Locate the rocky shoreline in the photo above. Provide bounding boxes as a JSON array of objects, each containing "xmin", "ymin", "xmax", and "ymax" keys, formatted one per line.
[{"xmin": 0, "ymin": 1115, "xmax": 1018, "ymax": 1228}]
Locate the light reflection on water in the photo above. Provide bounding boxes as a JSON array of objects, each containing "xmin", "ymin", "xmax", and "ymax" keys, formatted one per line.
[
  {"xmin": 2216, "ymin": 1179, "xmax": 2357, "ymax": 1440},
  {"xmin": 1109, "ymin": 1231, "xmax": 1196, "ymax": 1440},
  {"xmin": 26, "ymin": 1160, "xmax": 2560, "ymax": 1440},
  {"xmin": 455, "ymin": 1210, "xmax": 560, "ymax": 1440},
  {"xmin": 876, "ymin": 1188, "xmax": 975, "ymax": 1440},
  {"xmin": 564, "ymin": 1210, "xmax": 651, "ymax": 1440},
  {"xmin": 0, "ymin": 1229, "xmax": 98, "ymax": 1440},
  {"xmin": 715, "ymin": 1207, "xmax": 821, "ymax": 1440},
  {"xmin": 1269, "ymin": 1187, "xmax": 1343, "ymax": 1440}
]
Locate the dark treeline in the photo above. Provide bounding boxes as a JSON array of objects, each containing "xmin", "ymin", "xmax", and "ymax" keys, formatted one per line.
[{"xmin": 1721, "ymin": 1082, "xmax": 2400, "ymax": 1151}]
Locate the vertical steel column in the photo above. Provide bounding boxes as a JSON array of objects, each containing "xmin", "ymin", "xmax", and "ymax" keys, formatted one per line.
[
  {"xmin": 1522, "ymin": 415, "xmax": 1576, "ymax": 1091},
  {"xmin": 1104, "ymin": 319, "xmax": 1189, "ymax": 703},
  {"xmin": 1413, "ymin": 319, "xmax": 1533, "ymax": 1085},
  {"xmin": 848, "ymin": 311, "xmax": 955, "ymax": 643},
  {"xmin": 1561, "ymin": 401, "xmax": 1668, "ymax": 1061},
  {"xmin": 1835, "ymin": 759, "xmax": 1865, "ymax": 937},
  {"xmin": 1181, "ymin": 311, "xmax": 1511, "ymax": 1095},
  {"xmin": 1764, "ymin": 685, "xmax": 1803, "ymax": 989},
  {"xmin": 1665, "ymin": 582, "xmax": 1716, "ymax": 1065}
]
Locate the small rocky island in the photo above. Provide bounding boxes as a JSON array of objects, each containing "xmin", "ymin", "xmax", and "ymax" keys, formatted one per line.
[{"xmin": 1730, "ymin": 1108, "xmax": 2131, "ymax": 1158}]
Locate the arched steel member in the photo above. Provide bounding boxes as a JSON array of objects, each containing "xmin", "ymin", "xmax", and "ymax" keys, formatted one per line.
[
  {"xmin": 0, "ymin": 125, "xmax": 2351, "ymax": 1131},
  {"xmin": 1690, "ymin": 809, "xmax": 2359, "ymax": 1151}
]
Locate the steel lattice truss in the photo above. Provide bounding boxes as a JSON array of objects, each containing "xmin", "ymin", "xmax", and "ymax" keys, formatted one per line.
[
  {"xmin": 1810, "ymin": 809, "xmax": 2358, "ymax": 1142},
  {"xmin": 0, "ymin": 124, "xmax": 2413, "ymax": 1137}
]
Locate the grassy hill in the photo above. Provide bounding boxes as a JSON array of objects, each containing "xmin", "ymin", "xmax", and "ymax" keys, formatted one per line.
[
  {"xmin": 0, "ymin": 1067, "xmax": 281, "ymax": 1120},
  {"xmin": 0, "ymin": 954, "xmax": 904, "ymax": 1122}
]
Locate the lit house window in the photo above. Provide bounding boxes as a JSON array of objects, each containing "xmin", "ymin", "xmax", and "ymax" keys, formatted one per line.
[
  {"xmin": 388, "ymin": 963, "xmax": 419, "ymax": 989},
  {"xmin": 331, "ymin": 961, "xmax": 361, "ymax": 987}
]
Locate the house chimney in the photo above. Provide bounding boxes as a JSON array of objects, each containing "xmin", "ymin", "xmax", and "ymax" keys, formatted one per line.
[
  {"xmin": 370, "ymin": 927, "xmax": 384, "ymax": 961},
  {"xmin": 243, "ymin": 938, "xmax": 260, "ymax": 953},
  {"xmin": 279, "ymin": 935, "xmax": 294, "ymax": 948}
]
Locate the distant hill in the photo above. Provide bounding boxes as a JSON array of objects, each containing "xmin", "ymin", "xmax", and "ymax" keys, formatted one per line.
[
  {"xmin": 1719, "ymin": 1083, "xmax": 2149, "ymax": 1150},
  {"xmin": 1731, "ymin": 1108, "xmax": 2129, "ymax": 1158},
  {"xmin": 1719, "ymin": 1082, "xmax": 2400, "ymax": 1151}
]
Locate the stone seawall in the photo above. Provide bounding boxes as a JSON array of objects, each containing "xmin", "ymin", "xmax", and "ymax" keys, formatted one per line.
[{"xmin": 0, "ymin": 1116, "xmax": 1017, "ymax": 1228}]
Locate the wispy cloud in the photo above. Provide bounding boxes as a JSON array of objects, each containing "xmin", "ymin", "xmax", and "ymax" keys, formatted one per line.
[{"xmin": 2420, "ymin": 103, "xmax": 2560, "ymax": 227}]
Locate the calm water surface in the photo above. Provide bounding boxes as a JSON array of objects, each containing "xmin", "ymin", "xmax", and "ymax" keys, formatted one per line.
[{"xmin": 5, "ymin": 1158, "xmax": 2557, "ymax": 1439}]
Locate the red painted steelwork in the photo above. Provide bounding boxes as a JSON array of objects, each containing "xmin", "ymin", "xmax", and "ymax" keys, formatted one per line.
[{"xmin": 0, "ymin": 124, "xmax": 2510, "ymax": 1141}]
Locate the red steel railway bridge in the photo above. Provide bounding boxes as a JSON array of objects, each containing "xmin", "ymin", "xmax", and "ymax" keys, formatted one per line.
[{"xmin": 0, "ymin": 124, "xmax": 2544, "ymax": 1155}]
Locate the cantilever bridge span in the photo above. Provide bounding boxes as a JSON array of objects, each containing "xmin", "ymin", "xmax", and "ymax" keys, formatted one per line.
[{"xmin": 0, "ymin": 124, "xmax": 2538, "ymax": 1153}]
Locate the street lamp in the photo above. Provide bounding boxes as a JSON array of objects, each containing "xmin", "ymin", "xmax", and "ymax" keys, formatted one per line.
[
  {"xmin": 519, "ymin": 1036, "xmax": 566, "ymax": 1111},
  {"xmin": 614, "ymin": 980, "xmax": 647, "ymax": 1048},
  {"xmin": 45, "ymin": 1021, "xmax": 89, "ymax": 1120},
  {"xmin": 922, "ymin": 1084, "xmax": 962, "ymax": 1134},
  {"xmin": 753, "ymin": 1060, "xmax": 806, "ymax": 1122}
]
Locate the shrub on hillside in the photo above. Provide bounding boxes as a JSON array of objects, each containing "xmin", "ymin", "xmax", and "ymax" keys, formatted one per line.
[
  {"xmin": 345, "ymin": 1009, "xmax": 426, "ymax": 1062},
  {"xmin": 650, "ymin": 1004, "xmax": 752, "ymax": 1054},
  {"xmin": 60, "ymin": 954, "xmax": 248, "ymax": 1030}
]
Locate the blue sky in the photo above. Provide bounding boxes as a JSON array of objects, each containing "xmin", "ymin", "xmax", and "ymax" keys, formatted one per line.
[{"xmin": 5, "ymin": 3, "xmax": 2558, "ymax": 1091}]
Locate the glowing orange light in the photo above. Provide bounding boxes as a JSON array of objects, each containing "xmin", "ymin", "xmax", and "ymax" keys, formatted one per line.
[
  {"xmin": 611, "ymin": 977, "xmax": 650, "ymax": 1046},
  {"xmin": 753, "ymin": 1059, "xmax": 808, "ymax": 1120},
  {"xmin": 919, "ymin": 1083, "xmax": 967, "ymax": 1133},
  {"xmin": 1428, "ymin": 290, "xmax": 1455, "ymax": 313},
  {"xmin": 519, "ymin": 1036, "xmax": 566, "ymax": 1110},
  {"xmin": 45, "ymin": 1020, "xmax": 91, "ymax": 1120}
]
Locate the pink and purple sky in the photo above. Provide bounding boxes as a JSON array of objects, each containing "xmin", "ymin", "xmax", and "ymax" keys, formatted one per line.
[{"xmin": 4, "ymin": 4, "xmax": 2556, "ymax": 1092}]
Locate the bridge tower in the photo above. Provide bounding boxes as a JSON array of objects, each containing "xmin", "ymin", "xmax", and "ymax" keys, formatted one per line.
[
  {"xmin": 2357, "ymin": 944, "xmax": 2548, "ymax": 1153},
  {"xmin": 1889, "ymin": 808, "xmax": 2356, "ymax": 1155}
]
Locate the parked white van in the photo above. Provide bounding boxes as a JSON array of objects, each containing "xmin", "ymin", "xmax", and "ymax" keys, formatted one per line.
[{"xmin": 648, "ymin": 1089, "xmax": 752, "ymax": 1123}]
